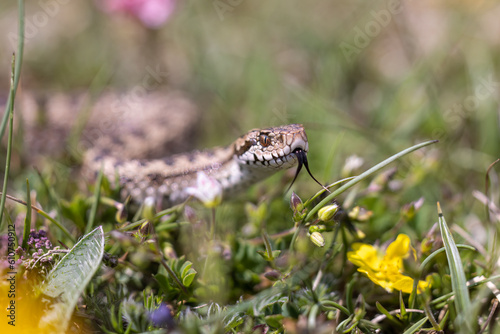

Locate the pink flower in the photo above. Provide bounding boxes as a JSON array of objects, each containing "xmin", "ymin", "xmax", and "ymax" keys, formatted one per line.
[{"xmin": 99, "ymin": 0, "xmax": 176, "ymax": 29}]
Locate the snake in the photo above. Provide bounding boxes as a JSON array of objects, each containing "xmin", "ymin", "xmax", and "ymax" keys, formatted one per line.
[
  {"xmin": 3, "ymin": 90, "xmax": 322, "ymax": 207},
  {"xmin": 86, "ymin": 123, "xmax": 316, "ymax": 206}
]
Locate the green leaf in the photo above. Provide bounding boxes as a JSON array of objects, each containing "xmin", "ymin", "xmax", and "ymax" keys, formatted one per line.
[
  {"xmin": 180, "ymin": 260, "xmax": 193, "ymax": 277},
  {"xmin": 224, "ymin": 312, "xmax": 245, "ymax": 330},
  {"xmin": 39, "ymin": 226, "xmax": 105, "ymax": 332},
  {"xmin": 265, "ymin": 314, "xmax": 284, "ymax": 329},
  {"xmin": 272, "ymin": 250, "xmax": 282, "ymax": 258},
  {"xmin": 0, "ymin": 56, "xmax": 16, "ymax": 227},
  {"xmin": 21, "ymin": 179, "xmax": 31, "ymax": 250},
  {"xmin": 320, "ymin": 300, "xmax": 350, "ymax": 317},
  {"xmin": 375, "ymin": 301, "xmax": 400, "ymax": 324},
  {"xmin": 437, "ymin": 203, "xmax": 474, "ymax": 332},
  {"xmin": 182, "ymin": 269, "xmax": 197, "ymax": 287},
  {"xmin": 86, "ymin": 168, "xmax": 103, "ymax": 234},
  {"xmin": 0, "ymin": 0, "xmax": 24, "ymax": 140},
  {"xmin": 402, "ymin": 316, "xmax": 428, "ymax": 334},
  {"xmin": 420, "ymin": 244, "xmax": 476, "ymax": 271},
  {"xmin": 399, "ymin": 292, "xmax": 407, "ymax": 319}
]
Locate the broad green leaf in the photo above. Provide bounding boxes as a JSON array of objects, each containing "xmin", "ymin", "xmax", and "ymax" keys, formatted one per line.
[
  {"xmin": 180, "ymin": 260, "xmax": 193, "ymax": 277},
  {"xmin": 39, "ymin": 226, "xmax": 105, "ymax": 332},
  {"xmin": 182, "ymin": 269, "xmax": 197, "ymax": 287}
]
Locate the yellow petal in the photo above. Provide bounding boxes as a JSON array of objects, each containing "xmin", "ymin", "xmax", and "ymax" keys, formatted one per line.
[
  {"xmin": 361, "ymin": 269, "xmax": 395, "ymax": 292},
  {"xmin": 391, "ymin": 275, "xmax": 416, "ymax": 294},
  {"xmin": 392, "ymin": 275, "xmax": 430, "ymax": 294},
  {"xmin": 386, "ymin": 234, "xmax": 410, "ymax": 260},
  {"xmin": 347, "ymin": 243, "xmax": 381, "ymax": 270}
]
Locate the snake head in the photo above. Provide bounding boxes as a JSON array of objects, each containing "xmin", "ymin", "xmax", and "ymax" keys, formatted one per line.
[{"xmin": 233, "ymin": 124, "xmax": 309, "ymax": 169}]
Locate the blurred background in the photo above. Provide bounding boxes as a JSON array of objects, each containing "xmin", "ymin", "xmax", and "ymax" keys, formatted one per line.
[{"xmin": 0, "ymin": 0, "xmax": 499, "ymax": 236}]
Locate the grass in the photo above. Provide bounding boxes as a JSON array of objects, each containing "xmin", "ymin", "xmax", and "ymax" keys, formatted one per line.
[{"xmin": 1, "ymin": 0, "xmax": 500, "ymax": 333}]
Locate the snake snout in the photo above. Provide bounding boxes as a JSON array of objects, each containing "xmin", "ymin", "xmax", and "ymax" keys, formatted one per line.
[{"xmin": 290, "ymin": 138, "xmax": 309, "ymax": 154}]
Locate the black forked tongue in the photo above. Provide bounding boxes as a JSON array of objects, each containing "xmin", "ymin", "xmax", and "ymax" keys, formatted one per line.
[{"xmin": 285, "ymin": 149, "xmax": 331, "ymax": 194}]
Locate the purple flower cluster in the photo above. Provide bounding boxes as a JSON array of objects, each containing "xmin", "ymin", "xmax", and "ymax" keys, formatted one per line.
[
  {"xmin": 16, "ymin": 229, "xmax": 58, "ymax": 268},
  {"xmin": 26, "ymin": 229, "xmax": 53, "ymax": 252}
]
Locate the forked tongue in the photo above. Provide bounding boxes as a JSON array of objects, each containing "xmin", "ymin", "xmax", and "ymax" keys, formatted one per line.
[{"xmin": 285, "ymin": 149, "xmax": 330, "ymax": 193}]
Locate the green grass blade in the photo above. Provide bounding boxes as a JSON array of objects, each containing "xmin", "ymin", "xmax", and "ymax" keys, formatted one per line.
[
  {"xmin": 1, "ymin": 192, "xmax": 75, "ymax": 243},
  {"xmin": 0, "ymin": 57, "xmax": 16, "ymax": 227},
  {"xmin": 305, "ymin": 140, "xmax": 438, "ymax": 221},
  {"xmin": 21, "ymin": 179, "xmax": 32, "ymax": 249},
  {"xmin": 420, "ymin": 244, "xmax": 476, "ymax": 271},
  {"xmin": 0, "ymin": 0, "xmax": 24, "ymax": 139},
  {"xmin": 85, "ymin": 168, "xmax": 103, "ymax": 234},
  {"xmin": 320, "ymin": 300, "xmax": 350, "ymax": 316},
  {"xmin": 0, "ymin": 0, "xmax": 24, "ymax": 227},
  {"xmin": 375, "ymin": 301, "xmax": 400, "ymax": 324},
  {"xmin": 402, "ymin": 316, "xmax": 428, "ymax": 334},
  {"xmin": 40, "ymin": 226, "xmax": 105, "ymax": 332},
  {"xmin": 437, "ymin": 202, "xmax": 474, "ymax": 332}
]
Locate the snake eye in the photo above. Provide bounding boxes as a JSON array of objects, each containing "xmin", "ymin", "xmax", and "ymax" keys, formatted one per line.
[{"xmin": 259, "ymin": 135, "xmax": 271, "ymax": 147}]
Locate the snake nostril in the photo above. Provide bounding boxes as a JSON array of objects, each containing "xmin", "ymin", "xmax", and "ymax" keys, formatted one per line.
[{"xmin": 293, "ymin": 148, "xmax": 304, "ymax": 154}]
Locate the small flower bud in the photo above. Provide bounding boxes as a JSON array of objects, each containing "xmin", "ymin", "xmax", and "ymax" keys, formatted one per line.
[
  {"xmin": 309, "ymin": 225, "xmax": 326, "ymax": 234},
  {"xmin": 341, "ymin": 155, "xmax": 364, "ymax": 178},
  {"xmin": 142, "ymin": 196, "xmax": 156, "ymax": 222},
  {"xmin": 401, "ymin": 197, "xmax": 424, "ymax": 220},
  {"xmin": 309, "ymin": 231, "xmax": 325, "ymax": 247},
  {"xmin": 367, "ymin": 167, "xmax": 397, "ymax": 193},
  {"xmin": 309, "ymin": 225, "xmax": 320, "ymax": 233},
  {"xmin": 264, "ymin": 270, "xmax": 282, "ymax": 281},
  {"xmin": 348, "ymin": 206, "xmax": 372, "ymax": 221},
  {"xmin": 420, "ymin": 237, "xmax": 433, "ymax": 254},
  {"xmin": 290, "ymin": 192, "xmax": 307, "ymax": 222},
  {"xmin": 355, "ymin": 229, "xmax": 366, "ymax": 239},
  {"xmin": 290, "ymin": 192, "xmax": 304, "ymax": 212},
  {"xmin": 163, "ymin": 243, "xmax": 178, "ymax": 259},
  {"xmin": 140, "ymin": 221, "xmax": 152, "ymax": 235},
  {"xmin": 318, "ymin": 204, "xmax": 339, "ymax": 222},
  {"xmin": 115, "ymin": 203, "xmax": 128, "ymax": 223}
]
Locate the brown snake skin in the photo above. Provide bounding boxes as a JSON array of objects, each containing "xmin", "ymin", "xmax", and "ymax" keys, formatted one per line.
[{"xmin": 2, "ymin": 91, "xmax": 310, "ymax": 207}]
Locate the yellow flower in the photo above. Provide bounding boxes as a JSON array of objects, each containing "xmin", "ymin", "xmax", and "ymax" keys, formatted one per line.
[{"xmin": 347, "ymin": 234, "xmax": 429, "ymax": 294}]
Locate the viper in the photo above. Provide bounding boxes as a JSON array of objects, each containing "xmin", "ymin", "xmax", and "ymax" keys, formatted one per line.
[
  {"xmin": 86, "ymin": 123, "xmax": 323, "ymax": 206},
  {"xmin": 3, "ymin": 91, "xmax": 323, "ymax": 207}
]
